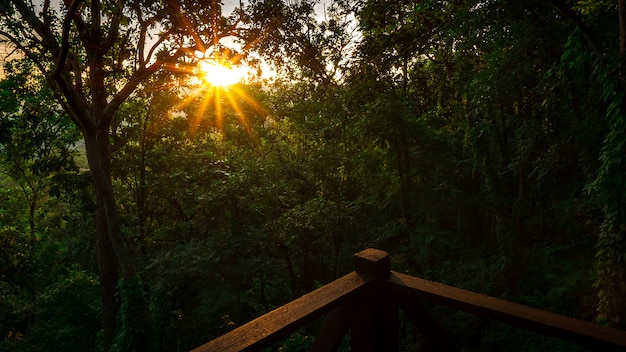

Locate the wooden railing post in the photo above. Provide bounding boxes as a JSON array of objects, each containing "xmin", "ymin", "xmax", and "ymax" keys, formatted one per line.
[
  {"xmin": 192, "ymin": 247, "xmax": 626, "ymax": 352},
  {"xmin": 351, "ymin": 249, "xmax": 398, "ymax": 352},
  {"xmin": 354, "ymin": 248, "xmax": 391, "ymax": 279}
]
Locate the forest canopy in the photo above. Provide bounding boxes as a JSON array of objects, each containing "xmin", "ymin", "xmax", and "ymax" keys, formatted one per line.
[{"xmin": 1, "ymin": 0, "xmax": 626, "ymax": 351}]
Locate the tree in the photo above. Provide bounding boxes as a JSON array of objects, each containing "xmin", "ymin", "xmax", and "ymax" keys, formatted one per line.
[
  {"xmin": 244, "ymin": 0, "xmax": 356, "ymax": 87},
  {"xmin": 1, "ymin": 58, "xmax": 101, "ymax": 352},
  {"xmin": 0, "ymin": 0, "xmax": 246, "ymax": 349},
  {"xmin": 576, "ymin": 0, "xmax": 626, "ymax": 326},
  {"xmin": 0, "ymin": 59, "xmax": 80, "ymax": 247},
  {"xmin": 345, "ymin": 0, "xmax": 617, "ymax": 332}
]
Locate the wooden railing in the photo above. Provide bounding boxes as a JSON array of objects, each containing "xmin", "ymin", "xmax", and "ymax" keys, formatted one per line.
[{"xmin": 192, "ymin": 248, "xmax": 626, "ymax": 352}]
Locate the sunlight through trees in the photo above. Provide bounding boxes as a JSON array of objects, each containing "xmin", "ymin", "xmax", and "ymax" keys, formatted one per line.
[{"xmin": 1, "ymin": 1, "xmax": 625, "ymax": 351}]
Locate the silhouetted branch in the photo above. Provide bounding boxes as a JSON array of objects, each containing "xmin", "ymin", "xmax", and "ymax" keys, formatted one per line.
[
  {"xmin": 52, "ymin": 0, "xmax": 82, "ymax": 79},
  {"xmin": 547, "ymin": 0, "xmax": 603, "ymax": 58}
]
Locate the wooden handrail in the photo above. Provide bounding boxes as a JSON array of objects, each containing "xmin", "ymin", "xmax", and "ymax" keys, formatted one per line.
[
  {"xmin": 192, "ymin": 249, "xmax": 626, "ymax": 352},
  {"xmin": 191, "ymin": 271, "xmax": 372, "ymax": 352},
  {"xmin": 385, "ymin": 271, "xmax": 626, "ymax": 351}
]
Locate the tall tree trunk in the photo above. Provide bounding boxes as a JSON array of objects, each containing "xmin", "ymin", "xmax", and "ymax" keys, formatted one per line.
[
  {"xmin": 85, "ymin": 131, "xmax": 126, "ymax": 350},
  {"xmin": 84, "ymin": 129, "xmax": 151, "ymax": 350},
  {"xmin": 85, "ymin": 130, "xmax": 137, "ymax": 280},
  {"xmin": 96, "ymin": 195, "xmax": 120, "ymax": 351}
]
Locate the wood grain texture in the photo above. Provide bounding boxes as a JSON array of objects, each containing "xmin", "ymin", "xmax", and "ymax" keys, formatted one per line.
[
  {"xmin": 191, "ymin": 249, "xmax": 626, "ymax": 352},
  {"xmin": 191, "ymin": 271, "xmax": 371, "ymax": 352},
  {"xmin": 385, "ymin": 271, "xmax": 626, "ymax": 351}
]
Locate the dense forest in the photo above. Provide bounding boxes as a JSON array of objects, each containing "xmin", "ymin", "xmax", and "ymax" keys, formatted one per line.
[{"xmin": 1, "ymin": 0, "xmax": 625, "ymax": 351}]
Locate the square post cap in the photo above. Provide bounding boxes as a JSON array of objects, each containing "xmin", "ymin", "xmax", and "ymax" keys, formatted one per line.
[{"xmin": 354, "ymin": 248, "xmax": 391, "ymax": 278}]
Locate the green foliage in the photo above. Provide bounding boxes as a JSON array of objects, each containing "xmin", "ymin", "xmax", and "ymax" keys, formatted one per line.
[
  {"xmin": 1, "ymin": 58, "xmax": 98, "ymax": 351},
  {"xmin": 0, "ymin": 60, "xmax": 80, "ymax": 177},
  {"xmin": 0, "ymin": 268, "xmax": 100, "ymax": 352},
  {"xmin": 145, "ymin": 238, "xmax": 273, "ymax": 350},
  {"xmin": 2, "ymin": 0, "xmax": 625, "ymax": 350},
  {"xmin": 112, "ymin": 278, "xmax": 152, "ymax": 352},
  {"xmin": 588, "ymin": 84, "xmax": 626, "ymax": 325}
]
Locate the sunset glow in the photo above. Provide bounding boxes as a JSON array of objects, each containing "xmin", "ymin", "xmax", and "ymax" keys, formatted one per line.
[
  {"xmin": 173, "ymin": 55, "xmax": 269, "ymax": 137},
  {"xmin": 198, "ymin": 60, "xmax": 247, "ymax": 87}
]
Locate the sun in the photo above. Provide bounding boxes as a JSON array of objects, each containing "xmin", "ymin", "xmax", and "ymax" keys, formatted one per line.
[
  {"xmin": 198, "ymin": 60, "xmax": 247, "ymax": 87},
  {"xmin": 175, "ymin": 56, "xmax": 269, "ymax": 136}
]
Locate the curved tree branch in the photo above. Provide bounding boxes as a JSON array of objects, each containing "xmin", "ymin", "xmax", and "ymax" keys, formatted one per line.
[
  {"xmin": 0, "ymin": 29, "xmax": 88, "ymax": 132},
  {"xmin": 547, "ymin": 0, "xmax": 604, "ymax": 58},
  {"xmin": 52, "ymin": 0, "xmax": 82, "ymax": 79}
]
